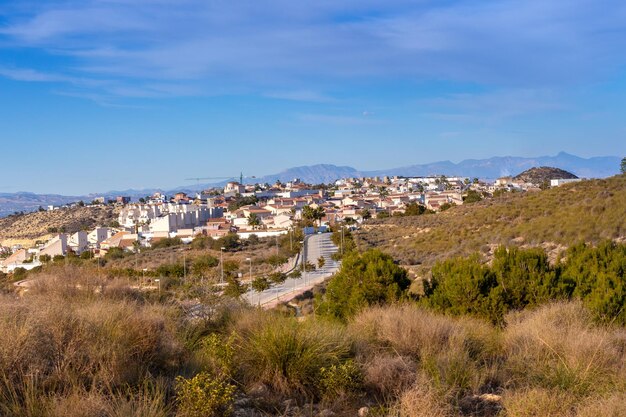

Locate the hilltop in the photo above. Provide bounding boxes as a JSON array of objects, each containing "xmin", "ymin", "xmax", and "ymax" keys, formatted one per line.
[
  {"xmin": 513, "ymin": 166, "xmax": 577, "ymax": 184},
  {"xmin": 356, "ymin": 175, "xmax": 626, "ymax": 273},
  {"xmin": 0, "ymin": 205, "xmax": 119, "ymax": 246}
]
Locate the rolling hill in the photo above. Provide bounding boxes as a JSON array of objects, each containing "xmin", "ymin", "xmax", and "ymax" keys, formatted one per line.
[
  {"xmin": 355, "ymin": 175, "xmax": 626, "ymax": 273},
  {"xmin": 0, "ymin": 206, "xmax": 119, "ymax": 247}
]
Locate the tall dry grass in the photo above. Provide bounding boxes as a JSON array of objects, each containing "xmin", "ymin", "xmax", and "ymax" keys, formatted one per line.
[
  {"xmin": 350, "ymin": 304, "xmax": 502, "ymax": 403},
  {"xmin": 0, "ymin": 279, "xmax": 182, "ymax": 416},
  {"xmin": 232, "ymin": 310, "xmax": 353, "ymax": 399},
  {"xmin": 349, "ymin": 302, "xmax": 626, "ymax": 416},
  {"xmin": 503, "ymin": 301, "xmax": 626, "ymax": 395}
]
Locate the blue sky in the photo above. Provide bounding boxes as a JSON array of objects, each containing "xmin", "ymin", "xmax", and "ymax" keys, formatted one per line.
[{"xmin": 1, "ymin": 0, "xmax": 625, "ymax": 195}]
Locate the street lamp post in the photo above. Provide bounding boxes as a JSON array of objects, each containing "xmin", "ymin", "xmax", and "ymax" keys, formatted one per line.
[
  {"xmin": 220, "ymin": 247, "xmax": 225, "ymax": 284},
  {"xmin": 341, "ymin": 224, "xmax": 344, "ymax": 255},
  {"xmin": 155, "ymin": 278, "xmax": 161, "ymax": 296},
  {"xmin": 300, "ymin": 239, "xmax": 306, "ymax": 286}
]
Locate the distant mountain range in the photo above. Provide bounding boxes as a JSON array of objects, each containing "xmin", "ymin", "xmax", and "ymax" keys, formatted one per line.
[
  {"xmin": 235, "ymin": 152, "xmax": 620, "ymax": 186},
  {"xmin": 0, "ymin": 152, "xmax": 620, "ymax": 218}
]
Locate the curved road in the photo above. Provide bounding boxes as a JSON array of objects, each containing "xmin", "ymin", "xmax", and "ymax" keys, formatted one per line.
[{"xmin": 243, "ymin": 233, "xmax": 340, "ymax": 307}]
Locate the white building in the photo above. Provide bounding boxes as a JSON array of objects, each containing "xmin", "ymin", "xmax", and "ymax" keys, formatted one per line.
[
  {"xmin": 68, "ymin": 231, "xmax": 89, "ymax": 254},
  {"xmin": 550, "ymin": 178, "xmax": 582, "ymax": 187},
  {"xmin": 39, "ymin": 234, "xmax": 68, "ymax": 258},
  {"xmin": 119, "ymin": 203, "xmax": 223, "ymax": 233},
  {"xmin": 88, "ymin": 227, "xmax": 112, "ymax": 247}
]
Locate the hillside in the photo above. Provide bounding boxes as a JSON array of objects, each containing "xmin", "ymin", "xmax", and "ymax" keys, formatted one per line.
[
  {"xmin": 513, "ymin": 166, "xmax": 577, "ymax": 184},
  {"xmin": 0, "ymin": 192, "xmax": 85, "ymax": 218},
  {"xmin": 356, "ymin": 175, "xmax": 626, "ymax": 273},
  {"xmin": 0, "ymin": 206, "xmax": 119, "ymax": 246}
]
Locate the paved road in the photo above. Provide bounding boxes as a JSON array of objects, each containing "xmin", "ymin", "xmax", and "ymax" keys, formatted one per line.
[{"xmin": 243, "ymin": 233, "xmax": 340, "ymax": 307}]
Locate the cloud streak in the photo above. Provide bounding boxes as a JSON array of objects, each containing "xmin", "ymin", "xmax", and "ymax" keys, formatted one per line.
[{"xmin": 1, "ymin": 0, "xmax": 625, "ymax": 99}]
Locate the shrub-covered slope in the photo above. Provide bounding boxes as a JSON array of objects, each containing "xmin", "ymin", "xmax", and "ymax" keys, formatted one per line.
[{"xmin": 356, "ymin": 175, "xmax": 626, "ymax": 270}]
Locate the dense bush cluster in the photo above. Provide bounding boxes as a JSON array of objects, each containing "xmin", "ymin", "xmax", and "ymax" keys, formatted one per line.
[
  {"xmin": 316, "ymin": 249, "xmax": 410, "ymax": 321},
  {"xmin": 424, "ymin": 241, "xmax": 626, "ymax": 324}
]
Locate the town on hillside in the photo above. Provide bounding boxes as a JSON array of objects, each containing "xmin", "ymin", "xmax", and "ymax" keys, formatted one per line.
[{"xmin": 0, "ymin": 170, "xmax": 582, "ymax": 273}]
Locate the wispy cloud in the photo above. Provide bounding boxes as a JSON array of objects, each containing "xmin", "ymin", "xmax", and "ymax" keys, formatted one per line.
[
  {"xmin": 1, "ymin": 0, "xmax": 625, "ymax": 100},
  {"xmin": 420, "ymin": 89, "xmax": 567, "ymax": 125},
  {"xmin": 297, "ymin": 112, "xmax": 383, "ymax": 125},
  {"xmin": 0, "ymin": 67, "xmax": 69, "ymax": 82},
  {"xmin": 264, "ymin": 90, "xmax": 336, "ymax": 102}
]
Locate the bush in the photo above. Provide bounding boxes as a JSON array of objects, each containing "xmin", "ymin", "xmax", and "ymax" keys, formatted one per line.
[
  {"xmin": 151, "ymin": 237, "xmax": 182, "ymax": 249},
  {"xmin": 11, "ymin": 267, "xmax": 27, "ymax": 280},
  {"xmin": 175, "ymin": 372, "xmax": 235, "ymax": 417},
  {"xmin": 362, "ymin": 354, "xmax": 416, "ymax": 401},
  {"xmin": 191, "ymin": 255, "xmax": 218, "ymax": 277},
  {"xmin": 391, "ymin": 373, "xmax": 454, "ymax": 417},
  {"xmin": 190, "ymin": 236, "xmax": 210, "ymax": 250},
  {"xmin": 233, "ymin": 311, "xmax": 352, "ymax": 398},
  {"xmin": 105, "ymin": 247, "xmax": 125, "ymax": 260},
  {"xmin": 156, "ymin": 263, "xmax": 185, "ymax": 278},
  {"xmin": 213, "ymin": 234, "xmax": 240, "ymax": 251},
  {"xmin": 423, "ymin": 242, "xmax": 626, "ymax": 324},
  {"xmin": 318, "ymin": 359, "xmax": 363, "ymax": 400},
  {"xmin": 317, "ymin": 249, "xmax": 410, "ymax": 321}
]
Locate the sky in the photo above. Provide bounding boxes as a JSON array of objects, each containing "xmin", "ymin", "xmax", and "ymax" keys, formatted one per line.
[{"xmin": 1, "ymin": 0, "xmax": 625, "ymax": 195}]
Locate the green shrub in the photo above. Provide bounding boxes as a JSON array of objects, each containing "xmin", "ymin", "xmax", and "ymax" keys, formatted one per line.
[
  {"xmin": 318, "ymin": 359, "xmax": 363, "ymax": 400},
  {"xmin": 175, "ymin": 372, "xmax": 235, "ymax": 417},
  {"xmin": 199, "ymin": 334, "xmax": 235, "ymax": 378},
  {"xmin": 105, "ymin": 247, "xmax": 125, "ymax": 260},
  {"xmin": 423, "ymin": 242, "xmax": 626, "ymax": 324},
  {"xmin": 317, "ymin": 249, "xmax": 410, "ymax": 321},
  {"xmin": 151, "ymin": 237, "xmax": 182, "ymax": 249}
]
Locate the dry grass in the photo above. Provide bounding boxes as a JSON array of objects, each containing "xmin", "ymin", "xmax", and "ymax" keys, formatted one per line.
[
  {"xmin": 232, "ymin": 310, "xmax": 353, "ymax": 399},
  {"xmin": 575, "ymin": 393, "xmax": 626, "ymax": 417},
  {"xmin": 350, "ymin": 304, "xmax": 501, "ymax": 363},
  {"xmin": 362, "ymin": 354, "xmax": 417, "ymax": 401},
  {"xmin": 390, "ymin": 373, "xmax": 455, "ymax": 417},
  {"xmin": 500, "ymin": 388, "xmax": 578, "ymax": 417},
  {"xmin": 0, "ymin": 286, "xmax": 182, "ymax": 416},
  {"xmin": 503, "ymin": 302, "xmax": 626, "ymax": 395},
  {"xmin": 350, "ymin": 305, "xmax": 503, "ymax": 414},
  {"xmin": 4, "ymin": 262, "xmax": 626, "ymax": 417}
]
